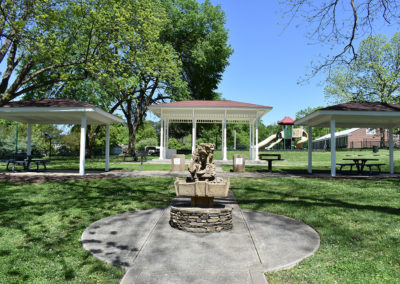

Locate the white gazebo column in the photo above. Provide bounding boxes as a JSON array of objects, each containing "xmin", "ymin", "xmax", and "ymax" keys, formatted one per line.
[
  {"xmin": 249, "ymin": 121, "xmax": 253, "ymax": 160},
  {"xmin": 330, "ymin": 119, "xmax": 336, "ymax": 177},
  {"xmin": 389, "ymin": 128, "xmax": 394, "ymax": 174},
  {"xmin": 26, "ymin": 124, "xmax": 32, "ymax": 156},
  {"xmin": 192, "ymin": 118, "xmax": 196, "ymax": 154},
  {"xmin": 79, "ymin": 115, "xmax": 87, "ymax": 176},
  {"xmin": 105, "ymin": 125, "xmax": 110, "ymax": 172},
  {"xmin": 166, "ymin": 119, "xmax": 169, "ymax": 155},
  {"xmin": 255, "ymin": 119, "xmax": 259, "ymax": 160},
  {"xmin": 222, "ymin": 118, "xmax": 227, "ymax": 160},
  {"xmin": 308, "ymin": 126, "xmax": 313, "ymax": 174},
  {"xmin": 159, "ymin": 118, "xmax": 164, "ymax": 159}
]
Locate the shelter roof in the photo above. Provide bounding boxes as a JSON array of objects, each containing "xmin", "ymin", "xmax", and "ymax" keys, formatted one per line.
[
  {"xmin": 278, "ymin": 116, "xmax": 295, "ymax": 125},
  {"xmin": 295, "ymin": 102, "xmax": 400, "ymax": 128},
  {"xmin": 149, "ymin": 100, "xmax": 272, "ymax": 123},
  {"xmin": 152, "ymin": 100, "xmax": 271, "ymax": 109},
  {"xmin": 0, "ymin": 98, "xmax": 124, "ymax": 125}
]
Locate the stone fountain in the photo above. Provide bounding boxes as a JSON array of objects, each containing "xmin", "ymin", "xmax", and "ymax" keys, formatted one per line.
[{"xmin": 170, "ymin": 143, "xmax": 232, "ymax": 233}]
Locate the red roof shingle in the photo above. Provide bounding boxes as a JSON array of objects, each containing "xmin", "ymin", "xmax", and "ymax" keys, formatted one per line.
[
  {"xmin": 151, "ymin": 100, "xmax": 271, "ymax": 109},
  {"xmin": 0, "ymin": 98, "xmax": 95, "ymax": 108},
  {"xmin": 321, "ymin": 101, "xmax": 400, "ymax": 112},
  {"xmin": 278, "ymin": 116, "xmax": 295, "ymax": 125}
]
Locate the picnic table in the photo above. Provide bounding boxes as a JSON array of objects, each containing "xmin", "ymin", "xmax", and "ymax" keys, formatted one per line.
[
  {"xmin": 340, "ymin": 158, "xmax": 384, "ymax": 174},
  {"xmin": 259, "ymin": 154, "xmax": 284, "ymax": 172},
  {"xmin": 2, "ymin": 154, "xmax": 50, "ymax": 172}
]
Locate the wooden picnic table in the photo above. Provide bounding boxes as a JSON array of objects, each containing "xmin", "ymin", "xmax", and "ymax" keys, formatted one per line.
[
  {"xmin": 342, "ymin": 158, "xmax": 380, "ymax": 174},
  {"xmin": 258, "ymin": 154, "xmax": 284, "ymax": 172}
]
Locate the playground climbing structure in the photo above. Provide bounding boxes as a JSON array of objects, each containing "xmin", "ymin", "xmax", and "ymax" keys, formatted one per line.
[{"xmin": 257, "ymin": 116, "xmax": 308, "ymax": 150}]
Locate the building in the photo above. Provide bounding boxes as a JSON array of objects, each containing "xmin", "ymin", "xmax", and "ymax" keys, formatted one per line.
[{"xmin": 313, "ymin": 128, "xmax": 400, "ymax": 149}]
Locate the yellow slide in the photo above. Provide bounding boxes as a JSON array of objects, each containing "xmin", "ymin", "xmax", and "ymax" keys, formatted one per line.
[
  {"xmin": 257, "ymin": 134, "xmax": 277, "ymax": 149},
  {"xmin": 266, "ymin": 138, "xmax": 283, "ymax": 150}
]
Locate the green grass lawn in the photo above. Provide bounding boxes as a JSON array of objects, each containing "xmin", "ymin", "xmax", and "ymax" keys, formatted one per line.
[
  {"xmin": 232, "ymin": 177, "xmax": 400, "ymax": 283},
  {"xmin": 222, "ymin": 149, "xmax": 400, "ymax": 173},
  {"xmin": 0, "ymin": 177, "xmax": 175, "ymax": 283}
]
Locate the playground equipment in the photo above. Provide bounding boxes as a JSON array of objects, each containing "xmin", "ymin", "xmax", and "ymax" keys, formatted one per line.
[{"xmin": 257, "ymin": 117, "xmax": 308, "ymax": 150}]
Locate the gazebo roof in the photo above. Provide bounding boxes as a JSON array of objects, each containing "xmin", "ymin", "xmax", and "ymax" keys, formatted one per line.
[
  {"xmin": 295, "ymin": 101, "xmax": 400, "ymax": 128},
  {"xmin": 148, "ymin": 100, "xmax": 272, "ymax": 123},
  {"xmin": 0, "ymin": 98, "xmax": 124, "ymax": 125}
]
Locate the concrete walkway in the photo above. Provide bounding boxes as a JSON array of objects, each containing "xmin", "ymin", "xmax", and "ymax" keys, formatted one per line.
[{"xmin": 81, "ymin": 192, "xmax": 320, "ymax": 284}]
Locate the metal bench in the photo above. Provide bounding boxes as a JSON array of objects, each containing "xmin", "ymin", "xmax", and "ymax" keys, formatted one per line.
[
  {"xmin": 259, "ymin": 154, "xmax": 284, "ymax": 172},
  {"xmin": 27, "ymin": 159, "xmax": 50, "ymax": 171},
  {"xmin": 364, "ymin": 163, "xmax": 386, "ymax": 175},
  {"xmin": 336, "ymin": 163, "xmax": 356, "ymax": 174}
]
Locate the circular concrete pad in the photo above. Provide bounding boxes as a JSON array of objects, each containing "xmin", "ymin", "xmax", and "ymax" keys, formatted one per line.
[{"xmin": 82, "ymin": 205, "xmax": 319, "ymax": 283}]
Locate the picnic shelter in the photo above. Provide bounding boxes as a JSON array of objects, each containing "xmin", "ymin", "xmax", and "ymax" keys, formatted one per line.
[
  {"xmin": 0, "ymin": 98, "xmax": 124, "ymax": 175},
  {"xmin": 295, "ymin": 102, "xmax": 400, "ymax": 176}
]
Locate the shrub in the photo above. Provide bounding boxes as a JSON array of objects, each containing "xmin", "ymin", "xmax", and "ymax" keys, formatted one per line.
[{"xmin": 136, "ymin": 138, "xmax": 158, "ymax": 150}]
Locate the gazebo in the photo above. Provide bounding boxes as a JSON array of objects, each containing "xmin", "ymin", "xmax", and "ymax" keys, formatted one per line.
[
  {"xmin": 148, "ymin": 100, "xmax": 272, "ymax": 160},
  {"xmin": 295, "ymin": 102, "xmax": 400, "ymax": 176},
  {"xmin": 0, "ymin": 99, "xmax": 124, "ymax": 175}
]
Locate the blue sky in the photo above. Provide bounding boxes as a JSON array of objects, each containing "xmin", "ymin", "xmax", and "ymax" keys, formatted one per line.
[{"xmin": 209, "ymin": 0, "xmax": 398, "ymax": 125}]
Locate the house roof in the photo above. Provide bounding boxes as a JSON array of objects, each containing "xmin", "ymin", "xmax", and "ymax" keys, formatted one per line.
[
  {"xmin": 0, "ymin": 98, "xmax": 124, "ymax": 125},
  {"xmin": 278, "ymin": 116, "xmax": 295, "ymax": 125},
  {"xmin": 151, "ymin": 100, "xmax": 271, "ymax": 109},
  {"xmin": 295, "ymin": 102, "xmax": 400, "ymax": 128}
]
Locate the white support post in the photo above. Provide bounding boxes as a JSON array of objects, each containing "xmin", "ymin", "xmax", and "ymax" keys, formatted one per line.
[
  {"xmin": 234, "ymin": 130, "xmax": 236, "ymax": 150},
  {"xmin": 105, "ymin": 125, "xmax": 110, "ymax": 172},
  {"xmin": 159, "ymin": 118, "xmax": 164, "ymax": 159},
  {"xmin": 27, "ymin": 124, "xmax": 32, "ymax": 156},
  {"xmin": 222, "ymin": 118, "xmax": 227, "ymax": 160},
  {"xmin": 330, "ymin": 119, "xmax": 336, "ymax": 177},
  {"xmin": 255, "ymin": 119, "xmax": 259, "ymax": 161},
  {"xmin": 249, "ymin": 121, "xmax": 253, "ymax": 160},
  {"xmin": 389, "ymin": 128, "xmax": 394, "ymax": 174},
  {"xmin": 79, "ymin": 115, "xmax": 87, "ymax": 176},
  {"xmin": 192, "ymin": 118, "xmax": 196, "ymax": 154},
  {"xmin": 166, "ymin": 119, "xmax": 169, "ymax": 155},
  {"xmin": 308, "ymin": 126, "xmax": 313, "ymax": 174}
]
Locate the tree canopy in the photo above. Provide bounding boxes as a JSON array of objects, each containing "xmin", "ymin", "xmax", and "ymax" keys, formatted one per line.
[
  {"xmin": 324, "ymin": 32, "xmax": 400, "ymax": 104},
  {"xmin": 280, "ymin": 0, "xmax": 400, "ymax": 78}
]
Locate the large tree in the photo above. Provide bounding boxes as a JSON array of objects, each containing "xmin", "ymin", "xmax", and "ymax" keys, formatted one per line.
[
  {"xmin": 0, "ymin": 0, "xmax": 124, "ymax": 104},
  {"xmin": 325, "ymin": 32, "xmax": 400, "ymax": 146},
  {"xmin": 324, "ymin": 33, "xmax": 400, "ymax": 103},
  {"xmin": 280, "ymin": 0, "xmax": 400, "ymax": 77}
]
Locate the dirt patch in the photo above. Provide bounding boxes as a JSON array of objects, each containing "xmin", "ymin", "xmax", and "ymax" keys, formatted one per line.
[{"xmin": 0, "ymin": 173, "xmax": 112, "ymax": 184}]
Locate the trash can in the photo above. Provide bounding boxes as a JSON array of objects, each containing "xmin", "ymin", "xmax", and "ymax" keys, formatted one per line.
[
  {"xmin": 233, "ymin": 154, "xmax": 245, "ymax": 172},
  {"xmin": 171, "ymin": 154, "xmax": 185, "ymax": 171},
  {"xmin": 372, "ymin": 145, "xmax": 379, "ymax": 153}
]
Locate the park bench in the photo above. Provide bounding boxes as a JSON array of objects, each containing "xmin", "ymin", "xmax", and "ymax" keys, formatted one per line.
[
  {"xmin": 364, "ymin": 163, "xmax": 386, "ymax": 175},
  {"xmin": 336, "ymin": 163, "xmax": 356, "ymax": 174},
  {"xmin": 123, "ymin": 150, "xmax": 148, "ymax": 162},
  {"xmin": 258, "ymin": 153, "xmax": 284, "ymax": 172}
]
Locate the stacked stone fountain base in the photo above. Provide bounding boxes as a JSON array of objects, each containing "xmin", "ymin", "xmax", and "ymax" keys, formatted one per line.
[
  {"xmin": 170, "ymin": 206, "xmax": 232, "ymax": 233},
  {"xmin": 170, "ymin": 143, "xmax": 233, "ymax": 233}
]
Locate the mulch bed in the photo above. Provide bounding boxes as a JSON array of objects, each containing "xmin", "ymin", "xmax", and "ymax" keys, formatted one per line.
[{"xmin": 0, "ymin": 173, "xmax": 111, "ymax": 184}]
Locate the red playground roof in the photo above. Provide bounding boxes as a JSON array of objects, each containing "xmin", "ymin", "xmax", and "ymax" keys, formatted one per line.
[{"xmin": 278, "ymin": 116, "xmax": 295, "ymax": 125}]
